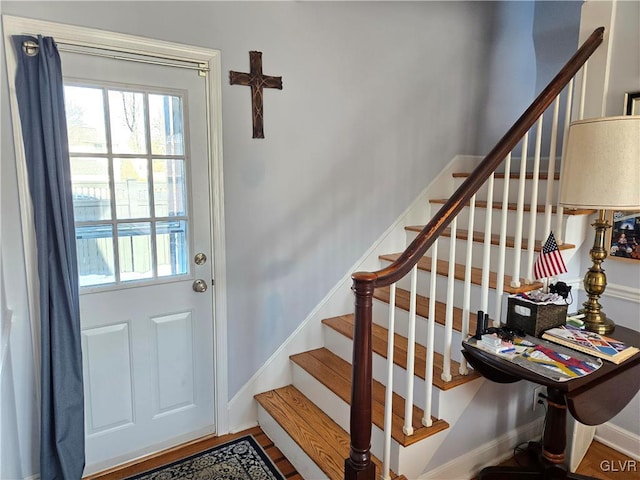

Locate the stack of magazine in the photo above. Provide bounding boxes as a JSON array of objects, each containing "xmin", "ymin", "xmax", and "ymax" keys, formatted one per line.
[
  {"xmin": 466, "ymin": 336, "xmax": 603, "ymax": 382},
  {"xmin": 541, "ymin": 325, "xmax": 639, "ymax": 365}
]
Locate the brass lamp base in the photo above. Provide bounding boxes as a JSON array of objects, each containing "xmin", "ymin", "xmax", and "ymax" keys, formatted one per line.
[
  {"xmin": 581, "ymin": 210, "xmax": 615, "ymax": 335},
  {"xmin": 582, "ymin": 311, "xmax": 615, "ymax": 335}
]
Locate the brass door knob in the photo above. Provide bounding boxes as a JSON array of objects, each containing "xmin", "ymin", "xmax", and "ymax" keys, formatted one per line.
[
  {"xmin": 192, "ymin": 279, "xmax": 208, "ymax": 293},
  {"xmin": 194, "ymin": 253, "xmax": 207, "ymax": 265}
]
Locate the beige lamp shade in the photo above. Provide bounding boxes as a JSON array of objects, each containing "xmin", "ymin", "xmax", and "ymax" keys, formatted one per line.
[{"xmin": 559, "ymin": 116, "xmax": 640, "ymax": 209}]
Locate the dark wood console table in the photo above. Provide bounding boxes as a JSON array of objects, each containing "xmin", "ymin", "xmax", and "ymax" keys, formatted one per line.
[{"xmin": 462, "ymin": 325, "xmax": 640, "ymax": 480}]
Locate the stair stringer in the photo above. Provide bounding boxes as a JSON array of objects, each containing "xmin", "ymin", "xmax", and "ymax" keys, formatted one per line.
[{"xmin": 228, "ymin": 155, "xmax": 480, "ymax": 431}]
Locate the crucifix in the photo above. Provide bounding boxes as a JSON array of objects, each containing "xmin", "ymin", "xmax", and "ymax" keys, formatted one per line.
[{"xmin": 230, "ymin": 51, "xmax": 283, "ymax": 139}]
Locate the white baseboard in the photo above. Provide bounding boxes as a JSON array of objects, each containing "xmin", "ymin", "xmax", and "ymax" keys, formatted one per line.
[
  {"xmin": 596, "ymin": 422, "xmax": 640, "ymax": 461},
  {"xmin": 419, "ymin": 417, "xmax": 544, "ymax": 480}
]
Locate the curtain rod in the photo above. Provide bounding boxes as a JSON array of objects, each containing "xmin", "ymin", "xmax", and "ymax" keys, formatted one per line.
[{"xmin": 21, "ymin": 38, "xmax": 209, "ymax": 73}]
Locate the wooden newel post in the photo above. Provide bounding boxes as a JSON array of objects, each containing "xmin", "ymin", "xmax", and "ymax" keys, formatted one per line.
[{"xmin": 345, "ymin": 272, "xmax": 376, "ymax": 480}]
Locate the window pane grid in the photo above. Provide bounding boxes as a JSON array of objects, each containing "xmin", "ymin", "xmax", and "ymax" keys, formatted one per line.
[
  {"xmin": 67, "ymin": 83, "xmax": 190, "ymax": 289},
  {"xmin": 144, "ymin": 92, "xmax": 159, "ymax": 279}
]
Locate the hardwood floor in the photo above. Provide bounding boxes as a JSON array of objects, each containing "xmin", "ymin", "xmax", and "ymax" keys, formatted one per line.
[
  {"xmin": 476, "ymin": 440, "xmax": 638, "ymax": 480},
  {"xmin": 83, "ymin": 426, "xmax": 302, "ymax": 480},
  {"xmin": 572, "ymin": 441, "xmax": 638, "ymax": 480},
  {"xmin": 84, "ymin": 428, "xmax": 635, "ymax": 480}
]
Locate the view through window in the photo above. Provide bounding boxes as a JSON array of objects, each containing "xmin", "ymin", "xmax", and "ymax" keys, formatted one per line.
[{"xmin": 65, "ymin": 84, "xmax": 190, "ymax": 287}]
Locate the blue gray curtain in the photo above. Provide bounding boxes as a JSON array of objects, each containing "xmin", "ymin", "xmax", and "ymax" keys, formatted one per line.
[{"xmin": 13, "ymin": 35, "xmax": 85, "ymax": 479}]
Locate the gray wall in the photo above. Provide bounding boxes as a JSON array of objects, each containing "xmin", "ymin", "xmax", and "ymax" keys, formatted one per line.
[{"xmin": 1, "ymin": 0, "xmax": 498, "ymax": 400}]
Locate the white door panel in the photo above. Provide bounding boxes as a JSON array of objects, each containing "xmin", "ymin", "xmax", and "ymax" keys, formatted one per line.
[{"xmin": 61, "ymin": 50, "xmax": 216, "ymax": 469}]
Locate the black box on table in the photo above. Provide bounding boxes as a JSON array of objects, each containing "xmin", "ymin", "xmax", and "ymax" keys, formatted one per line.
[{"xmin": 506, "ymin": 295, "xmax": 567, "ymax": 337}]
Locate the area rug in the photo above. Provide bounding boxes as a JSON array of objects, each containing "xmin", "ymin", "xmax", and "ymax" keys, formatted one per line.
[{"xmin": 128, "ymin": 435, "xmax": 286, "ymax": 480}]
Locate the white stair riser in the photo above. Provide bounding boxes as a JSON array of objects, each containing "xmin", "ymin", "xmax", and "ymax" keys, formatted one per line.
[
  {"xmin": 291, "ymin": 363, "xmax": 403, "ymax": 472},
  {"xmin": 257, "ymin": 404, "xmax": 328, "ymax": 480},
  {"xmin": 323, "ymin": 325, "xmax": 445, "ymax": 419},
  {"xmin": 372, "ymin": 299, "xmax": 466, "ymax": 363},
  {"xmin": 417, "ymin": 207, "xmax": 568, "ymax": 243},
  {"xmin": 316, "ymin": 327, "xmax": 484, "ymax": 478},
  {"xmin": 378, "ymin": 269, "xmax": 508, "ymax": 319},
  {"xmin": 453, "ymin": 175, "xmax": 558, "ymax": 205}
]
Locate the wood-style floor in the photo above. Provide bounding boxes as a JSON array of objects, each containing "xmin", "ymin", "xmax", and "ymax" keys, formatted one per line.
[
  {"xmin": 83, "ymin": 426, "xmax": 301, "ymax": 480},
  {"xmin": 84, "ymin": 427, "xmax": 635, "ymax": 480},
  {"xmin": 482, "ymin": 440, "xmax": 638, "ymax": 480}
]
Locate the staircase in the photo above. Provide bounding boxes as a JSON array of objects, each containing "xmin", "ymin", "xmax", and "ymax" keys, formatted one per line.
[{"xmin": 255, "ymin": 28, "xmax": 604, "ymax": 480}]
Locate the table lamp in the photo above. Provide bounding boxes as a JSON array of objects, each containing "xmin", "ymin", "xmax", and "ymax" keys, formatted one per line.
[{"xmin": 559, "ymin": 115, "xmax": 640, "ymax": 334}]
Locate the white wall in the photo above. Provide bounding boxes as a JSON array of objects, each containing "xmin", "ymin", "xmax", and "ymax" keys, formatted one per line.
[
  {"xmin": 0, "ymin": 0, "xmax": 498, "ymax": 401},
  {"xmin": 0, "ymin": 2, "xmax": 497, "ymax": 476}
]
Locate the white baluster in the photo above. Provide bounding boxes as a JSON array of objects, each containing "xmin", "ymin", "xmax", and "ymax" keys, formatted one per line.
[
  {"xmin": 543, "ymin": 97, "xmax": 561, "ymax": 239},
  {"xmin": 481, "ymin": 174, "xmax": 494, "ymax": 314},
  {"xmin": 511, "ymin": 132, "xmax": 529, "ymax": 288},
  {"xmin": 556, "ymin": 79, "xmax": 575, "ymax": 244},
  {"xmin": 403, "ymin": 265, "xmax": 418, "ymax": 436},
  {"xmin": 460, "ymin": 195, "xmax": 476, "ymax": 374},
  {"xmin": 382, "ymin": 283, "xmax": 397, "ymax": 480},
  {"xmin": 579, "ymin": 60, "xmax": 588, "ymax": 120},
  {"xmin": 494, "ymin": 154, "xmax": 511, "ymax": 327},
  {"xmin": 525, "ymin": 116, "xmax": 544, "ymax": 283},
  {"xmin": 442, "ymin": 217, "xmax": 456, "ymax": 383},
  {"xmin": 423, "ymin": 240, "xmax": 438, "ymax": 426}
]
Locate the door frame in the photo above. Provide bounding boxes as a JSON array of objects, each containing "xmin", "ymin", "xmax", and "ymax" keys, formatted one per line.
[{"xmin": 2, "ymin": 14, "xmax": 229, "ymax": 435}]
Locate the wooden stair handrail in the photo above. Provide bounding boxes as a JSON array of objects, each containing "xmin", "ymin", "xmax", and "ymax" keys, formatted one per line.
[{"xmin": 345, "ymin": 27, "xmax": 605, "ymax": 480}]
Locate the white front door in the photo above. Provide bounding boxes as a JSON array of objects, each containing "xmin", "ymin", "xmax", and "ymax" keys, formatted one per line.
[{"xmin": 61, "ymin": 50, "xmax": 217, "ymax": 470}]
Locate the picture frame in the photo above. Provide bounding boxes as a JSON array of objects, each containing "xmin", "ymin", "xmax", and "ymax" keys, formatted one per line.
[
  {"xmin": 623, "ymin": 91, "xmax": 640, "ymax": 115},
  {"xmin": 607, "ymin": 211, "xmax": 640, "ymax": 262},
  {"xmin": 607, "ymin": 93, "xmax": 640, "ymax": 262}
]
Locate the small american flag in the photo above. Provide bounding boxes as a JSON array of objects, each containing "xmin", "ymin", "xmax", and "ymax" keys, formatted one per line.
[{"xmin": 533, "ymin": 232, "xmax": 567, "ymax": 280}]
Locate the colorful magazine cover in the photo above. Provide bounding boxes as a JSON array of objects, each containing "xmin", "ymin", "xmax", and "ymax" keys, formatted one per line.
[{"xmin": 541, "ymin": 325, "xmax": 639, "ymax": 364}]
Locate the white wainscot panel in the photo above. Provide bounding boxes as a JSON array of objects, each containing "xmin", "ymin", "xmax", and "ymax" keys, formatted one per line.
[
  {"xmin": 82, "ymin": 323, "xmax": 134, "ymax": 434},
  {"xmin": 152, "ymin": 311, "xmax": 195, "ymax": 415}
]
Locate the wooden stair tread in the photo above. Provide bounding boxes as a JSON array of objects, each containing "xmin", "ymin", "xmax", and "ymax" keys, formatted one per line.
[
  {"xmin": 405, "ymin": 226, "xmax": 576, "ymax": 251},
  {"xmin": 429, "ymin": 198, "xmax": 595, "ymax": 215},
  {"xmin": 322, "ymin": 315, "xmax": 480, "ymax": 390},
  {"xmin": 291, "ymin": 348, "xmax": 449, "ymax": 447},
  {"xmin": 373, "ymin": 286, "xmax": 477, "ymax": 335},
  {"xmin": 379, "ymin": 252, "xmax": 542, "ymax": 294},
  {"xmin": 255, "ymin": 385, "xmax": 400, "ymax": 480},
  {"xmin": 452, "ymin": 172, "xmax": 560, "ymax": 180}
]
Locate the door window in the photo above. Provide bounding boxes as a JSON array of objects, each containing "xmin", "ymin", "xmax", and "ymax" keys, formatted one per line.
[{"xmin": 65, "ymin": 84, "xmax": 190, "ymax": 288}]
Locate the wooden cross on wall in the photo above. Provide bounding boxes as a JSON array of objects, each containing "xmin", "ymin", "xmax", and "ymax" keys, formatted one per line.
[{"xmin": 230, "ymin": 51, "xmax": 283, "ymax": 138}]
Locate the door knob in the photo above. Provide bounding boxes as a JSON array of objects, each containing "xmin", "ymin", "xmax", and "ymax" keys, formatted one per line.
[{"xmin": 192, "ymin": 279, "xmax": 208, "ymax": 292}]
